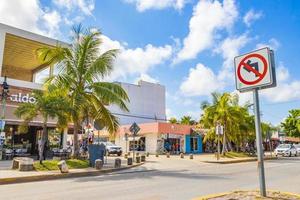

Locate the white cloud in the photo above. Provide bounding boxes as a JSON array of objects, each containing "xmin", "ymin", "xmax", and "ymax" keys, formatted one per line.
[
  {"xmin": 53, "ymin": 0, "xmax": 95, "ymax": 15},
  {"xmin": 256, "ymin": 38, "xmax": 280, "ymax": 51},
  {"xmin": 276, "ymin": 63, "xmax": 289, "ymax": 82},
  {"xmin": 124, "ymin": 0, "xmax": 187, "ymax": 12},
  {"xmin": 174, "ymin": 0, "xmax": 238, "ymax": 63},
  {"xmin": 0, "ymin": 0, "xmax": 45, "ymax": 34},
  {"xmin": 232, "ymin": 90, "xmax": 253, "ymax": 106},
  {"xmin": 213, "ymin": 34, "xmax": 250, "ymax": 88},
  {"xmin": 0, "ymin": 0, "xmax": 93, "ymax": 38},
  {"xmin": 243, "ymin": 9, "xmax": 263, "ymax": 27},
  {"xmin": 262, "ymin": 81, "xmax": 300, "ymax": 103},
  {"xmin": 180, "ymin": 63, "xmax": 224, "ymax": 96},
  {"xmin": 42, "ymin": 10, "xmax": 62, "ymax": 36},
  {"xmin": 261, "ymin": 64, "xmax": 300, "ymax": 102},
  {"xmin": 100, "ymin": 35, "xmax": 173, "ymax": 81},
  {"xmin": 215, "ymin": 34, "xmax": 250, "ymax": 69},
  {"xmin": 135, "ymin": 73, "xmax": 159, "ymax": 84}
]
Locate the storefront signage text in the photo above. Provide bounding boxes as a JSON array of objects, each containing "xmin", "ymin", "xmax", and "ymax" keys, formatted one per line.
[{"xmin": 9, "ymin": 93, "xmax": 36, "ymax": 104}]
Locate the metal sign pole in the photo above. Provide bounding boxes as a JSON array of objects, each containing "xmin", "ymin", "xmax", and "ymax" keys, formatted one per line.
[
  {"xmin": 253, "ymin": 88, "xmax": 267, "ymax": 197},
  {"xmin": 217, "ymin": 133, "xmax": 220, "ymax": 160},
  {"xmin": 133, "ymin": 134, "xmax": 135, "ymax": 162}
]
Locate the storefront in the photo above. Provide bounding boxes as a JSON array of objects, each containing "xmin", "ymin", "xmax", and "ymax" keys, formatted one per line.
[{"xmin": 115, "ymin": 122, "xmax": 204, "ymax": 154}]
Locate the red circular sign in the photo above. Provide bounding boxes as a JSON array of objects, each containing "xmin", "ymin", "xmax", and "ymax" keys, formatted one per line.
[{"xmin": 237, "ymin": 53, "xmax": 268, "ymax": 85}]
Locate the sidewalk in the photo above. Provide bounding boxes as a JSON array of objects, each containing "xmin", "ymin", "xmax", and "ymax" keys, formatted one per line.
[
  {"xmin": 191, "ymin": 152, "xmax": 277, "ymax": 164},
  {"xmin": 0, "ymin": 157, "xmax": 143, "ymax": 185},
  {"xmin": 148, "ymin": 152, "xmax": 277, "ymax": 164}
]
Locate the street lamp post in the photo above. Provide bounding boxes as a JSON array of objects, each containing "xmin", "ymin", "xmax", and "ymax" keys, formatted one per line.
[
  {"xmin": 1, "ymin": 76, "xmax": 9, "ymax": 123},
  {"xmin": 0, "ymin": 76, "xmax": 9, "ymax": 159}
]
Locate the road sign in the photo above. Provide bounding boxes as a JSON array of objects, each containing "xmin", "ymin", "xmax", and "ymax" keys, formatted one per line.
[
  {"xmin": 129, "ymin": 122, "xmax": 140, "ymax": 136},
  {"xmin": 234, "ymin": 47, "xmax": 276, "ymax": 92},
  {"xmin": 215, "ymin": 125, "xmax": 224, "ymax": 135},
  {"xmin": 234, "ymin": 47, "xmax": 277, "ymax": 197}
]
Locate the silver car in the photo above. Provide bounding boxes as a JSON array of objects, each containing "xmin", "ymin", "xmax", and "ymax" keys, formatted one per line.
[
  {"xmin": 274, "ymin": 144, "xmax": 297, "ymax": 157},
  {"xmin": 294, "ymin": 144, "xmax": 300, "ymax": 156}
]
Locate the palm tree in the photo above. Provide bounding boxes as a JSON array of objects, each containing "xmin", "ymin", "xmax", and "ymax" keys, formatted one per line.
[
  {"xmin": 36, "ymin": 25, "xmax": 129, "ymax": 157},
  {"xmin": 200, "ymin": 92, "xmax": 253, "ymax": 154},
  {"xmin": 180, "ymin": 115, "xmax": 196, "ymax": 125},
  {"xmin": 15, "ymin": 89, "xmax": 69, "ymax": 163},
  {"xmin": 169, "ymin": 117, "xmax": 178, "ymax": 124}
]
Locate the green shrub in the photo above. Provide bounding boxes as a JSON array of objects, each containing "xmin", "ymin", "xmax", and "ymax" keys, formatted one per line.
[{"xmin": 33, "ymin": 159, "xmax": 89, "ymax": 171}]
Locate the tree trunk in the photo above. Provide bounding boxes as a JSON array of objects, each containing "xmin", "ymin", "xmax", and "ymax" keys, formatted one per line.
[
  {"xmin": 222, "ymin": 123, "xmax": 229, "ymax": 155},
  {"xmin": 73, "ymin": 122, "xmax": 80, "ymax": 158},
  {"xmin": 221, "ymin": 133, "xmax": 227, "ymax": 155},
  {"xmin": 39, "ymin": 121, "xmax": 48, "ymax": 164}
]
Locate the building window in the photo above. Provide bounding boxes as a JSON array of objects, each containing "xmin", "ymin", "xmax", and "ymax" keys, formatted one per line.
[
  {"xmin": 129, "ymin": 137, "xmax": 145, "ymax": 151},
  {"xmin": 33, "ymin": 67, "xmax": 50, "ymax": 84}
]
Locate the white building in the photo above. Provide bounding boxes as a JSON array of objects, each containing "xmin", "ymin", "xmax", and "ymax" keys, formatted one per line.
[
  {"xmin": 0, "ymin": 23, "xmax": 167, "ymax": 152},
  {"xmin": 108, "ymin": 80, "xmax": 166, "ymax": 125}
]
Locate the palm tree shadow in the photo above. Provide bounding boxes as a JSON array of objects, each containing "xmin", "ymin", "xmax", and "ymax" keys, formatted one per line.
[{"xmin": 73, "ymin": 167, "xmax": 228, "ymax": 183}]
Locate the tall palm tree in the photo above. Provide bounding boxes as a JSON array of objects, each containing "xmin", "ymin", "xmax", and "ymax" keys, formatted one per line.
[
  {"xmin": 200, "ymin": 92, "xmax": 252, "ymax": 154},
  {"xmin": 15, "ymin": 89, "xmax": 69, "ymax": 163},
  {"xmin": 36, "ymin": 25, "xmax": 129, "ymax": 157}
]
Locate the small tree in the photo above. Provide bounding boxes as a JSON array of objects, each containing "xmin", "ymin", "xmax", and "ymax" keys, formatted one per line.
[
  {"xmin": 15, "ymin": 89, "xmax": 69, "ymax": 163},
  {"xmin": 169, "ymin": 117, "xmax": 178, "ymax": 124},
  {"xmin": 281, "ymin": 109, "xmax": 300, "ymax": 137}
]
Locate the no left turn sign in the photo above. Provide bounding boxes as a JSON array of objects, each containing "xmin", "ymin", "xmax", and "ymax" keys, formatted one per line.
[{"xmin": 234, "ymin": 47, "xmax": 276, "ymax": 92}]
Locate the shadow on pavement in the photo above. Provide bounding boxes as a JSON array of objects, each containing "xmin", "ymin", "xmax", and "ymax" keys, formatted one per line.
[{"xmin": 72, "ymin": 166, "xmax": 228, "ymax": 184}]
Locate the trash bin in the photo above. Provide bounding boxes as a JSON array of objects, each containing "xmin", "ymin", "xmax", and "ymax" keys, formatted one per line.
[{"xmin": 88, "ymin": 144, "xmax": 105, "ymax": 167}]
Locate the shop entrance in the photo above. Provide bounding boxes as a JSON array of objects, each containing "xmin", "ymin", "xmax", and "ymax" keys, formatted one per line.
[
  {"xmin": 1, "ymin": 124, "xmax": 60, "ymax": 157},
  {"xmin": 190, "ymin": 137, "xmax": 198, "ymax": 152},
  {"xmin": 164, "ymin": 138, "xmax": 180, "ymax": 154}
]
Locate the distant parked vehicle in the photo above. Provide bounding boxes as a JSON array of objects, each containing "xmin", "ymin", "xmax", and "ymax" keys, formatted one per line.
[
  {"xmin": 294, "ymin": 144, "xmax": 300, "ymax": 156},
  {"xmin": 274, "ymin": 144, "xmax": 297, "ymax": 157},
  {"xmin": 102, "ymin": 142, "xmax": 122, "ymax": 156}
]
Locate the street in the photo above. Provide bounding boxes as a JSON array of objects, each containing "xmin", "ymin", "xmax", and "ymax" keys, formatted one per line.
[{"xmin": 0, "ymin": 156, "xmax": 299, "ymax": 200}]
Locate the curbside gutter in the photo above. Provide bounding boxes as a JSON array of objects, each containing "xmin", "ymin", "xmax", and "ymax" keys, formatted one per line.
[
  {"xmin": 0, "ymin": 162, "xmax": 144, "ymax": 185},
  {"xmin": 202, "ymin": 156, "xmax": 278, "ymax": 164}
]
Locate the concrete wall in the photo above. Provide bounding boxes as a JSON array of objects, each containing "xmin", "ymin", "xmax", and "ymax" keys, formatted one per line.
[{"xmin": 108, "ymin": 81, "xmax": 166, "ymax": 125}]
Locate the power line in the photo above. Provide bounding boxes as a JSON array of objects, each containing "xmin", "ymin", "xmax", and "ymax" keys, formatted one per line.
[{"xmin": 111, "ymin": 112, "xmax": 167, "ymax": 121}]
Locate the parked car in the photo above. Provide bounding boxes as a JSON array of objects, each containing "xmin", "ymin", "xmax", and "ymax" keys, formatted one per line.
[
  {"xmin": 294, "ymin": 144, "xmax": 300, "ymax": 155},
  {"xmin": 274, "ymin": 144, "xmax": 297, "ymax": 157},
  {"xmin": 102, "ymin": 142, "xmax": 122, "ymax": 156}
]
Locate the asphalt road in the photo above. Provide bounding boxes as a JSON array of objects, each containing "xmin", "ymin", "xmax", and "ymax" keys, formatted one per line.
[{"xmin": 1, "ymin": 156, "xmax": 300, "ymax": 200}]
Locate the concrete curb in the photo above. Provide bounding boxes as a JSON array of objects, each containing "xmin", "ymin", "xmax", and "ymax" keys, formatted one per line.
[
  {"xmin": 193, "ymin": 190, "xmax": 300, "ymax": 200},
  {"xmin": 0, "ymin": 162, "xmax": 144, "ymax": 185},
  {"xmin": 202, "ymin": 156, "xmax": 278, "ymax": 164}
]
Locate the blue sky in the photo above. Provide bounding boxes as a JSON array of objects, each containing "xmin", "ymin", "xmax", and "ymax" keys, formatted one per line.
[{"xmin": 1, "ymin": 0, "xmax": 300, "ymax": 125}]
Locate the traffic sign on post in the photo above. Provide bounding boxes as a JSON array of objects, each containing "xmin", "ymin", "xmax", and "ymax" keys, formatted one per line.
[
  {"xmin": 129, "ymin": 122, "xmax": 140, "ymax": 136},
  {"xmin": 234, "ymin": 47, "xmax": 276, "ymax": 92},
  {"xmin": 234, "ymin": 47, "xmax": 277, "ymax": 197}
]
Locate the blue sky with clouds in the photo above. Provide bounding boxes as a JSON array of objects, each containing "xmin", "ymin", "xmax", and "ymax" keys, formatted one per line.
[{"xmin": 0, "ymin": 0, "xmax": 300, "ymax": 125}]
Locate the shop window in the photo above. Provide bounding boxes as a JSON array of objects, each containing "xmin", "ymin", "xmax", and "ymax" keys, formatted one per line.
[
  {"xmin": 48, "ymin": 129, "xmax": 62, "ymax": 149},
  {"xmin": 129, "ymin": 137, "xmax": 146, "ymax": 151}
]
